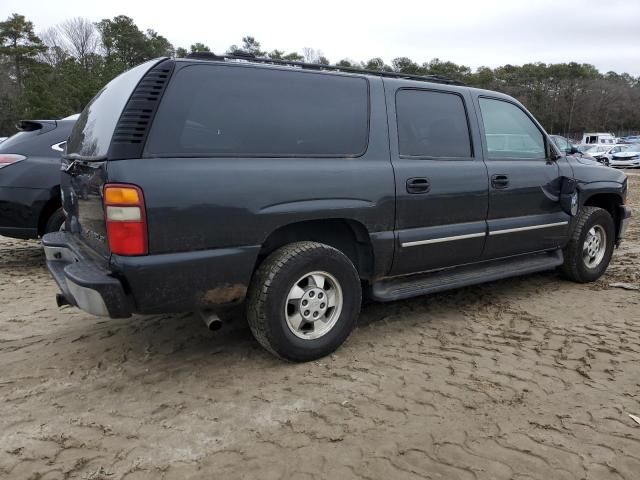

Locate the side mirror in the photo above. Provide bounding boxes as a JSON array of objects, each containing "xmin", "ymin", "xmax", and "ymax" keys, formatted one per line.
[{"xmin": 567, "ymin": 146, "xmax": 580, "ymax": 155}]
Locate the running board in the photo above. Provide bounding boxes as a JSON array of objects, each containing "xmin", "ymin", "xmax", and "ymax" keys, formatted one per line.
[{"xmin": 370, "ymin": 250, "xmax": 564, "ymax": 302}]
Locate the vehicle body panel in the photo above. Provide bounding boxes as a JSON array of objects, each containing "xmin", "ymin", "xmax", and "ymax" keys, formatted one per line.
[{"xmin": 382, "ymin": 79, "xmax": 489, "ymax": 275}]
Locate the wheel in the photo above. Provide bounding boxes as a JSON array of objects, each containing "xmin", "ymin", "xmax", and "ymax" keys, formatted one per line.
[
  {"xmin": 44, "ymin": 207, "xmax": 66, "ymax": 234},
  {"xmin": 246, "ymin": 241, "xmax": 361, "ymax": 362},
  {"xmin": 560, "ymin": 206, "xmax": 615, "ymax": 283}
]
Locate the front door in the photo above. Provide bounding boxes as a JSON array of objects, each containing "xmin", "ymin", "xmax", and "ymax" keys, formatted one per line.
[
  {"xmin": 386, "ymin": 81, "xmax": 489, "ymax": 276},
  {"xmin": 475, "ymin": 96, "xmax": 569, "ymax": 259}
]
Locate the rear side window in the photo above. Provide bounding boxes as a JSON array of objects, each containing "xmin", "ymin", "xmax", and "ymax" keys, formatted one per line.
[
  {"xmin": 479, "ymin": 98, "xmax": 545, "ymax": 159},
  {"xmin": 145, "ymin": 64, "xmax": 369, "ymax": 157},
  {"xmin": 396, "ymin": 89, "xmax": 472, "ymax": 158},
  {"xmin": 66, "ymin": 59, "xmax": 159, "ymax": 160}
]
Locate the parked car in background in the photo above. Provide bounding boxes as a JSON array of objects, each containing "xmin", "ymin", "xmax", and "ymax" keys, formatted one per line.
[
  {"xmin": 0, "ymin": 114, "xmax": 78, "ymax": 239},
  {"xmin": 620, "ymin": 135, "xmax": 640, "ymax": 144},
  {"xmin": 583, "ymin": 144, "xmax": 635, "ymax": 166},
  {"xmin": 551, "ymin": 135, "xmax": 603, "ymax": 165},
  {"xmin": 580, "ymin": 132, "xmax": 616, "ymax": 146},
  {"xmin": 610, "ymin": 145, "xmax": 640, "ymax": 168}
]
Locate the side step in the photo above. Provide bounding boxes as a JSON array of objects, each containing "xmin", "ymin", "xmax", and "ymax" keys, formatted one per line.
[{"xmin": 370, "ymin": 250, "xmax": 564, "ymax": 302}]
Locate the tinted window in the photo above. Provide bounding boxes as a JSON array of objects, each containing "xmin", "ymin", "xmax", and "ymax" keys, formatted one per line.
[
  {"xmin": 396, "ymin": 89, "xmax": 471, "ymax": 158},
  {"xmin": 66, "ymin": 59, "xmax": 159, "ymax": 160},
  {"xmin": 145, "ymin": 65, "xmax": 369, "ymax": 157},
  {"xmin": 479, "ymin": 98, "xmax": 545, "ymax": 159}
]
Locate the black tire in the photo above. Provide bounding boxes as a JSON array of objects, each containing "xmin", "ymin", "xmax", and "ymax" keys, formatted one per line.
[
  {"xmin": 246, "ymin": 241, "xmax": 361, "ymax": 362},
  {"xmin": 44, "ymin": 207, "xmax": 65, "ymax": 234},
  {"xmin": 560, "ymin": 206, "xmax": 615, "ymax": 283}
]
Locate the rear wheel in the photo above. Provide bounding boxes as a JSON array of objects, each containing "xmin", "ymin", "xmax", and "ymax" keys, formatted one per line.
[
  {"xmin": 560, "ymin": 206, "xmax": 615, "ymax": 283},
  {"xmin": 44, "ymin": 207, "xmax": 65, "ymax": 234},
  {"xmin": 246, "ymin": 241, "xmax": 361, "ymax": 362}
]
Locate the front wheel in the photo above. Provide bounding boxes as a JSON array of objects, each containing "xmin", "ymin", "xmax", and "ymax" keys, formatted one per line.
[
  {"xmin": 246, "ymin": 241, "xmax": 361, "ymax": 362},
  {"xmin": 560, "ymin": 206, "xmax": 615, "ymax": 283}
]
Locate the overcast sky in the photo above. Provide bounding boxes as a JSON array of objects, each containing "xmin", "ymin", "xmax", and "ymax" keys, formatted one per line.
[{"xmin": 3, "ymin": 0, "xmax": 640, "ymax": 74}]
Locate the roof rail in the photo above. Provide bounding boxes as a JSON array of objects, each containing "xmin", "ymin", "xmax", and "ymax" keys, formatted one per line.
[{"xmin": 184, "ymin": 51, "xmax": 465, "ymax": 86}]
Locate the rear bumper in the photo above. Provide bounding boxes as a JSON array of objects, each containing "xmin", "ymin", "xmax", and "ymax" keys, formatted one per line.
[
  {"xmin": 43, "ymin": 232, "xmax": 132, "ymax": 317},
  {"xmin": 43, "ymin": 231, "xmax": 261, "ymax": 318}
]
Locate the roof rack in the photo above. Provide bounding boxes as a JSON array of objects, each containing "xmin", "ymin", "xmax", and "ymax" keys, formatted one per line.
[{"xmin": 185, "ymin": 51, "xmax": 465, "ymax": 86}]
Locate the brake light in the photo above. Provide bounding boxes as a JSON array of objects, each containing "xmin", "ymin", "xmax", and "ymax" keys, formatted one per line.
[
  {"xmin": 103, "ymin": 184, "xmax": 148, "ymax": 256},
  {"xmin": 0, "ymin": 154, "xmax": 26, "ymax": 168}
]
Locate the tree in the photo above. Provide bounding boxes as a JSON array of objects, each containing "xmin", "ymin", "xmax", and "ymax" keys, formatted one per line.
[
  {"xmin": 228, "ymin": 36, "xmax": 265, "ymax": 56},
  {"xmin": 362, "ymin": 57, "xmax": 391, "ymax": 72},
  {"xmin": 189, "ymin": 42, "xmax": 210, "ymax": 53},
  {"xmin": 96, "ymin": 16, "xmax": 173, "ymax": 71},
  {"xmin": 58, "ymin": 17, "xmax": 99, "ymax": 70},
  {"xmin": 175, "ymin": 47, "xmax": 187, "ymax": 58},
  {"xmin": 336, "ymin": 59, "xmax": 356, "ymax": 68},
  {"xmin": 0, "ymin": 13, "xmax": 45, "ymax": 91},
  {"xmin": 391, "ymin": 57, "xmax": 422, "ymax": 75}
]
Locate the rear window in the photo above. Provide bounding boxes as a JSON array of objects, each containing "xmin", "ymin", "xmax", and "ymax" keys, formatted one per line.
[
  {"xmin": 144, "ymin": 64, "xmax": 369, "ymax": 157},
  {"xmin": 66, "ymin": 59, "xmax": 160, "ymax": 160},
  {"xmin": 396, "ymin": 89, "xmax": 472, "ymax": 158}
]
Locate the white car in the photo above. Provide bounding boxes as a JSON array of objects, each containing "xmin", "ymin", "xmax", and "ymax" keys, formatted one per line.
[
  {"xmin": 0, "ymin": 137, "xmax": 7, "ymax": 143},
  {"xmin": 584, "ymin": 144, "xmax": 637, "ymax": 165},
  {"xmin": 610, "ymin": 145, "xmax": 640, "ymax": 168}
]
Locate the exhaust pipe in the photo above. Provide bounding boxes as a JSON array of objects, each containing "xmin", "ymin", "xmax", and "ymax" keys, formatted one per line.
[
  {"xmin": 56, "ymin": 293, "xmax": 70, "ymax": 307},
  {"xmin": 199, "ymin": 310, "xmax": 222, "ymax": 331}
]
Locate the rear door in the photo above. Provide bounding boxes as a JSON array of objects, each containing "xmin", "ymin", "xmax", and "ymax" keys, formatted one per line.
[
  {"xmin": 385, "ymin": 80, "xmax": 489, "ymax": 275},
  {"xmin": 474, "ymin": 95, "xmax": 569, "ymax": 259}
]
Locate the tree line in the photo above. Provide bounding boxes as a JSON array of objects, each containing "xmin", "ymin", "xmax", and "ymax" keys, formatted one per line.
[{"xmin": 1, "ymin": 13, "xmax": 639, "ymax": 138}]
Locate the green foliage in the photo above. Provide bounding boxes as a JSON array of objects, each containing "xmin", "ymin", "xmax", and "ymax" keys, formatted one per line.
[
  {"xmin": 189, "ymin": 42, "xmax": 210, "ymax": 53},
  {"xmin": 0, "ymin": 13, "xmax": 45, "ymax": 90},
  {"xmin": 228, "ymin": 36, "xmax": 265, "ymax": 56},
  {"xmin": 96, "ymin": 15, "xmax": 173, "ymax": 70},
  {"xmin": 1, "ymin": 15, "xmax": 639, "ymax": 138}
]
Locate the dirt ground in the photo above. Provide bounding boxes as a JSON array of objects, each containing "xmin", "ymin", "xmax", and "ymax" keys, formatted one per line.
[{"xmin": 1, "ymin": 176, "xmax": 639, "ymax": 480}]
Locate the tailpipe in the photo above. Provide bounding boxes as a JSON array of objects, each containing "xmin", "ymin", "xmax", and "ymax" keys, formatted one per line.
[{"xmin": 199, "ymin": 310, "xmax": 222, "ymax": 331}]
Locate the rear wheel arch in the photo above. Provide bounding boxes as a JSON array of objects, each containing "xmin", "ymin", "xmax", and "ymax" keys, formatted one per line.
[{"xmin": 257, "ymin": 219, "xmax": 375, "ymax": 281}]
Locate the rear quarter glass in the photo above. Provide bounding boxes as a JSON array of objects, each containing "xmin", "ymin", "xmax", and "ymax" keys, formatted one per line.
[
  {"xmin": 144, "ymin": 63, "xmax": 370, "ymax": 157},
  {"xmin": 66, "ymin": 59, "xmax": 162, "ymax": 160}
]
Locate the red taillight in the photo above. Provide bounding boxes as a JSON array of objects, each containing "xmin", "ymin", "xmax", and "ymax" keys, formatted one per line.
[
  {"xmin": 103, "ymin": 184, "xmax": 148, "ymax": 256},
  {"xmin": 0, "ymin": 154, "xmax": 26, "ymax": 168}
]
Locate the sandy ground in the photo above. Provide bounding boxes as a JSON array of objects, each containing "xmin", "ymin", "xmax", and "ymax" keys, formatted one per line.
[{"xmin": 1, "ymin": 177, "xmax": 639, "ymax": 480}]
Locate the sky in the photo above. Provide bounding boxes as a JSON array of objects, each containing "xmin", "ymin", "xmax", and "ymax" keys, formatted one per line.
[{"xmin": 3, "ymin": 0, "xmax": 640, "ymax": 75}]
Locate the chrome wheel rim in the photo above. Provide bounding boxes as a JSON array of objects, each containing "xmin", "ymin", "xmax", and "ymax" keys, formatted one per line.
[
  {"xmin": 583, "ymin": 225, "xmax": 606, "ymax": 269},
  {"xmin": 284, "ymin": 271, "xmax": 343, "ymax": 340}
]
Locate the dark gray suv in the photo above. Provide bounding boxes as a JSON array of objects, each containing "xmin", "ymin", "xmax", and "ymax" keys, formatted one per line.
[{"xmin": 43, "ymin": 55, "xmax": 631, "ymax": 361}]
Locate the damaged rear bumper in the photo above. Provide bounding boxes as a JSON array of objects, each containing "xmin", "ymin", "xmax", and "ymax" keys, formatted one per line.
[
  {"xmin": 43, "ymin": 231, "xmax": 261, "ymax": 317},
  {"xmin": 43, "ymin": 232, "xmax": 132, "ymax": 317}
]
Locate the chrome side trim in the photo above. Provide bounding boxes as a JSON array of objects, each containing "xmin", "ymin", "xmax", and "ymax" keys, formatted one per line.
[
  {"xmin": 51, "ymin": 141, "xmax": 66, "ymax": 152},
  {"xmin": 401, "ymin": 232, "xmax": 486, "ymax": 248},
  {"xmin": 489, "ymin": 221, "xmax": 568, "ymax": 236}
]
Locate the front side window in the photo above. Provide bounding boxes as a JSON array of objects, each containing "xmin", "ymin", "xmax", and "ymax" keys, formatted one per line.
[
  {"xmin": 479, "ymin": 98, "xmax": 546, "ymax": 159},
  {"xmin": 396, "ymin": 89, "xmax": 472, "ymax": 158},
  {"xmin": 145, "ymin": 64, "xmax": 369, "ymax": 157}
]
